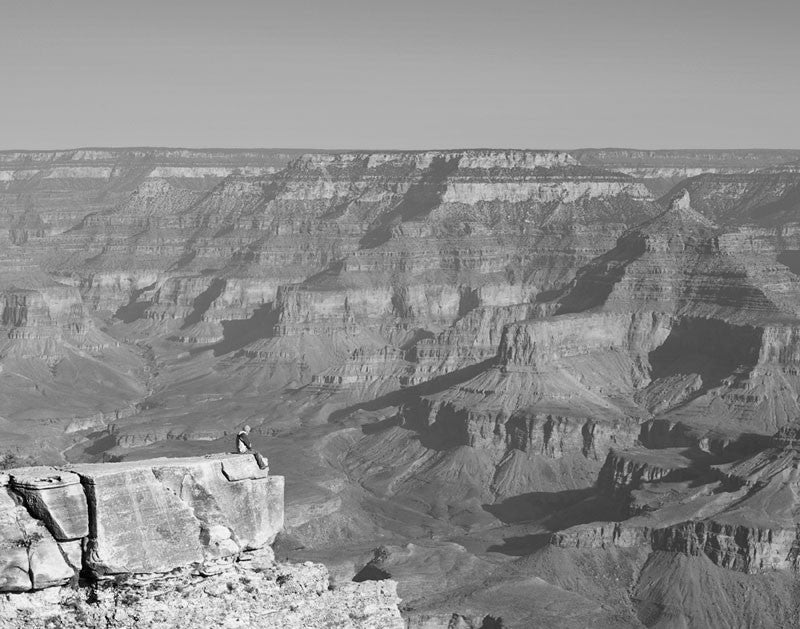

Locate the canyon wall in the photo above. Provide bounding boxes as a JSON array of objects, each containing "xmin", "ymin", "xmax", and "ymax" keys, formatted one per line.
[{"xmin": 3, "ymin": 147, "xmax": 800, "ymax": 626}]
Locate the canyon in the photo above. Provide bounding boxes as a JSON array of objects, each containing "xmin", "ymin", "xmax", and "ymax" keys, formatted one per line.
[{"xmin": 2, "ymin": 146, "xmax": 800, "ymax": 627}]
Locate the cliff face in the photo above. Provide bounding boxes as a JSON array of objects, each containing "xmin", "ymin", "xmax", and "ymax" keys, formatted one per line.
[
  {"xmin": 0, "ymin": 454, "xmax": 406, "ymax": 629},
  {"xmin": 0, "ymin": 454, "xmax": 404, "ymax": 629},
  {"xmin": 664, "ymin": 170, "xmax": 800, "ymax": 226},
  {"xmin": 553, "ymin": 435, "xmax": 800, "ymax": 575},
  {"xmin": 0, "ymin": 454, "xmax": 283, "ymax": 591},
  {"xmin": 373, "ymin": 189, "xmax": 800, "ymax": 507},
  {"xmin": 0, "ymin": 149, "xmax": 669, "ymax": 453},
  {"xmin": 41, "ymin": 149, "xmax": 658, "ymax": 325}
]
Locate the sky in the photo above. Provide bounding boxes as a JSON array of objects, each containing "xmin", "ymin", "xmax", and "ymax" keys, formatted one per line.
[{"xmin": 1, "ymin": 0, "xmax": 798, "ymax": 150}]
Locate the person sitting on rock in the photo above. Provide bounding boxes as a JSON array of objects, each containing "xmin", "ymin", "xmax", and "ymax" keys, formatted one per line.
[{"xmin": 236, "ymin": 424, "xmax": 268, "ymax": 470}]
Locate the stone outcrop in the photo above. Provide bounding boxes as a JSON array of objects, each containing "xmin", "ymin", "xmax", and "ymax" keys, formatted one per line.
[
  {"xmin": 650, "ymin": 521, "xmax": 799, "ymax": 574},
  {"xmin": 0, "ymin": 472, "xmax": 77, "ymax": 592},
  {"xmin": 772, "ymin": 421, "xmax": 800, "ymax": 448},
  {"xmin": 596, "ymin": 447, "xmax": 697, "ymax": 495},
  {"xmin": 9, "ymin": 467, "xmax": 89, "ymax": 541},
  {"xmin": 0, "ymin": 454, "xmax": 284, "ymax": 591},
  {"xmin": 551, "ymin": 430, "xmax": 800, "ymax": 575},
  {"xmin": 550, "ymin": 521, "xmax": 651, "ymax": 550},
  {"xmin": 666, "ymin": 170, "xmax": 800, "ymax": 225}
]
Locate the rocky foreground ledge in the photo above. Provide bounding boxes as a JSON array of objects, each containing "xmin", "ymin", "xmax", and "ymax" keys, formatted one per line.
[
  {"xmin": 1, "ymin": 454, "xmax": 284, "ymax": 590},
  {"xmin": 0, "ymin": 454, "xmax": 405, "ymax": 628},
  {"xmin": 0, "ymin": 555, "xmax": 404, "ymax": 629}
]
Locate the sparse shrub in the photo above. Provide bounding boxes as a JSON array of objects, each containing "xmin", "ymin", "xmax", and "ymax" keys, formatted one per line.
[
  {"xmin": 117, "ymin": 588, "xmax": 141, "ymax": 606},
  {"xmin": 0, "ymin": 453, "xmax": 38, "ymax": 469},
  {"xmin": 373, "ymin": 545, "xmax": 390, "ymax": 562},
  {"xmin": 61, "ymin": 594, "xmax": 94, "ymax": 626},
  {"xmin": 27, "ymin": 531, "xmax": 44, "ymax": 544},
  {"xmin": 44, "ymin": 615, "xmax": 68, "ymax": 629},
  {"xmin": 16, "ymin": 610, "xmax": 33, "ymax": 623},
  {"xmin": 276, "ymin": 573, "xmax": 292, "ymax": 587}
]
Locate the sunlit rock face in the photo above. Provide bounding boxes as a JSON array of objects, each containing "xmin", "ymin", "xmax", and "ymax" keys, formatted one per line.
[
  {"xmin": 0, "ymin": 454, "xmax": 283, "ymax": 590},
  {"xmin": 9, "ymin": 467, "xmax": 89, "ymax": 541}
]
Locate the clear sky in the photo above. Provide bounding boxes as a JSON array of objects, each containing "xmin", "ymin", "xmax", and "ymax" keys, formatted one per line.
[{"xmin": 1, "ymin": 0, "xmax": 798, "ymax": 150}]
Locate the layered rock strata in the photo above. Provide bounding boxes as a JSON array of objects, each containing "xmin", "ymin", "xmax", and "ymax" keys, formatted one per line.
[
  {"xmin": 552, "ymin": 430, "xmax": 800, "ymax": 575},
  {"xmin": 6, "ymin": 147, "xmax": 800, "ymax": 625},
  {"xmin": 596, "ymin": 447, "xmax": 698, "ymax": 495},
  {"xmin": 573, "ymin": 148, "xmax": 800, "ymax": 196},
  {"xmin": 21, "ymin": 150, "xmax": 662, "ymax": 360}
]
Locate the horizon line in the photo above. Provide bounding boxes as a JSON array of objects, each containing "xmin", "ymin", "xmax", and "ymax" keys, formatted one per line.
[{"xmin": 2, "ymin": 145, "xmax": 800, "ymax": 154}]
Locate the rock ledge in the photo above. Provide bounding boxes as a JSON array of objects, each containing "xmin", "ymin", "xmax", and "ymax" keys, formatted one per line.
[{"xmin": 0, "ymin": 454, "xmax": 284, "ymax": 592}]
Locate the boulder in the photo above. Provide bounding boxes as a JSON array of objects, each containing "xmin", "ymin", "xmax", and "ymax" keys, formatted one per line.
[
  {"xmin": 0, "ymin": 488, "xmax": 76, "ymax": 591},
  {"xmin": 9, "ymin": 467, "xmax": 89, "ymax": 541}
]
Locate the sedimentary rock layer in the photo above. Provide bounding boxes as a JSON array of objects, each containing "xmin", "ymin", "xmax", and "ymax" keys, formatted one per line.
[{"xmin": 552, "ymin": 432, "xmax": 800, "ymax": 575}]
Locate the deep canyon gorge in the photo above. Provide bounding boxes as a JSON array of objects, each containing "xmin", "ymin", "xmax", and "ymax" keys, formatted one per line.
[{"xmin": 2, "ymin": 147, "xmax": 800, "ymax": 627}]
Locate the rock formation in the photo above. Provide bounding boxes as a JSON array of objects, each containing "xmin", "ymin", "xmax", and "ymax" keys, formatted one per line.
[
  {"xmin": 0, "ymin": 454, "xmax": 283, "ymax": 591},
  {"xmin": 4, "ymin": 147, "xmax": 800, "ymax": 626},
  {"xmin": 0, "ymin": 453, "xmax": 410, "ymax": 628}
]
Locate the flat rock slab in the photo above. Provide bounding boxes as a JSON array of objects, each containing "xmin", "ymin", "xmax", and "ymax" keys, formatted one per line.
[
  {"xmin": 219, "ymin": 453, "xmax": 270, "ymax": 481},
  {"xmin": 9, "ymin": 467, "xmax": 82, "ymax": 490}
]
